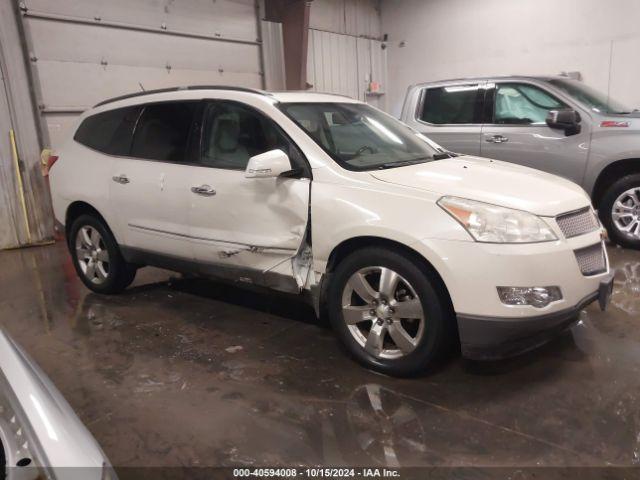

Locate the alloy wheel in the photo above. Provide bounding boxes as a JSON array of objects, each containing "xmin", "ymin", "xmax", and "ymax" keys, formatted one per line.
[
  {"xmin": 341, "ymin": 266, "xmax": 425, "ymax": 360},
  {"xmin": 75, "ymin": 226, "xmax": 110, "ymax": 285},
  {"xmin": 612, "ymin": 187, "xmax": 640, "ymax": 239}
]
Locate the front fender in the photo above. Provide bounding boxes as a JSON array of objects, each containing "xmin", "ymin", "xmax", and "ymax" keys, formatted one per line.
[
  {"xmin": 310, "ymin": 180, "xmax": 468, "ymax": 272},
  {"xmin": 585, "ymin": 130, "xmax": 640, "ymax": 194}
]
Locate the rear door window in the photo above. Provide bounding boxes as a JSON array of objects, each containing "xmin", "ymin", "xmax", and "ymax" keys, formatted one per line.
[
  {"xmin": 493, "ymin": 83, "xmax": 566, "ymax": 124},
  {"xmin": 418, "ymin": 84, "xmax": 483, "ymax": 124},
  {"xmin": 130, "ymin": 102, "xmax": 198, "ymax": 162},
  {"xmin": 74, "ymin": 106, "xmax": 142, "ymax": 155}
]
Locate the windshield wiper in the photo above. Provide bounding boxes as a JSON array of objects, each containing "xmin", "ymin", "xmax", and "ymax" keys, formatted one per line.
[
  {"xmin": 378, "ymin": 157, "xmax": 431, "ymax": 169},
  {"xmin": 432, "ymin": 151, "xmax": 459, "ymax": 160},
  {"xmin": 378, "ymin": 152, "xmax": 459, "ymax": 169}
]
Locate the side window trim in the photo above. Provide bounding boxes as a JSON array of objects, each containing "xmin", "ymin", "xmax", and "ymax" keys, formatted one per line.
[
  {"xmin": 485, "ymin": 81, "xmax": 566, "ymax": 128},
  {"xmin": 127, "ymin": 106, "xmax": 146, "ymax": 156},
  {"xmin": 414, "ymin": 82, "xmax": 485, "ymax": 126},
  {"xmin": 482, "ymin": 83, "xmax": 496, "ymax": 124},
  {"xmin": 196, "ymin": 99, "xmax": 312, "ymax": 178},
  {"xmin": 185, "ymin": 101, "xmax": 205, "ymax": 165}
]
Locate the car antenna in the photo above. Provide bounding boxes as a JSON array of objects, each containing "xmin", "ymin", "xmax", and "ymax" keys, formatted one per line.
[{"xmin": 138, "ymin": 82, "xmax": 145, "ymax": 92}]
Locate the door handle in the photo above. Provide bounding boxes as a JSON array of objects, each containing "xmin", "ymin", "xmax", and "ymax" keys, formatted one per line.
[
  {"xmin": 191, "ymin": 184, "xmax": 216, "ymax": 196},
  {"xmin": 112, "ymin": 174, "xmax": 129, "ymax": 184},
  {"xmin": 486, "ymin": 135, "xmax": 509, "ymax": 143}
]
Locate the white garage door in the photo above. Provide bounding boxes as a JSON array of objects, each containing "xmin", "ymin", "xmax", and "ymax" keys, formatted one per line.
[{"xmin": 19, "ymin": 0, "xmax": 264, "ymax": 148}]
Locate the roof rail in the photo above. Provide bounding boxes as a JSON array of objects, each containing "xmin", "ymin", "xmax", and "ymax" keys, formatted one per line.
[{"xmin": 93, "ymin": 85, "xmax": 271, "ymax": 108}]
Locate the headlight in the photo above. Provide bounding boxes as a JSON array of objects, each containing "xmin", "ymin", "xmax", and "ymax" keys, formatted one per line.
[
  {"xmin": 437, "ymin": 196, "xmax": 557, "ymax": 243},
  {"xmin": 497, "ymin": 286, "xmax": 562, "ymax": 308}
]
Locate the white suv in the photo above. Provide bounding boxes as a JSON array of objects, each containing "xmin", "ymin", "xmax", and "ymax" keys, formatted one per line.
[{"xmin": 49, "ymin": 86, "xmax": 614, "ymax": 376}]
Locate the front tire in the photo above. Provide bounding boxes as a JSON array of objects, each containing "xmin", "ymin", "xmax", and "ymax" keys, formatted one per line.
[
  {"xmin": 68, "ymin": 214, "xmax": 137, "ymax": 294},
  {"xmin": 327, "ymin": 247, "xmax": 454, "ymax": 377},
  {"xmin": 599, "ymin": 174, "xmax": 640, "ymax": 250}
]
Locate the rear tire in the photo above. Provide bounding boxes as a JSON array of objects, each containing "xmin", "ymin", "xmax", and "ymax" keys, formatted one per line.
[
  {"xmin": 327, "ymin": 247, "xmax": 455, "ymax": 377},
  {"xmin": 599, "ymin": 174, "xmax": 640, "ymax": 250},
  {"xmin": 68, "ymin": 214, "xmax": 136, "ymax": 294}
]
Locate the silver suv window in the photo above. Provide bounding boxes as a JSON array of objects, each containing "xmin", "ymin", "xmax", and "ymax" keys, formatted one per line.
[
  {"xmin": 418, "ymin": 84, "xmax": 483, "ymax": 124},
  {"xmin": 493, "ymin": 83, "xmax": 565, "ymax": 125},
  {"xmin": 548, "ymin": 78, "xmax": 633, "ymax": 115}
]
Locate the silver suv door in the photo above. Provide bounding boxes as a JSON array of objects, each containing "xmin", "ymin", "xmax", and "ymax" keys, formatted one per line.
[
  {"xmin": 480, "ymin": 81, "xmax": 589, "ymax": 185},
  {"xmin": 408, "ymin": 81, "xmax": 485, "ymax": 155}
]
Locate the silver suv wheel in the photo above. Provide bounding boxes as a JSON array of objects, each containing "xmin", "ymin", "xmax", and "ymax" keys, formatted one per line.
[
  {"xmin": 341, "ymin": 266, "xmax": 425, "ymax": 360},
  {"xmin": 612, "ymin": 187, "xmax": 640, "ymax": 239},
  {"xmin": 75, "ymin": 226, "xmax": 110, "ymax": 285}
]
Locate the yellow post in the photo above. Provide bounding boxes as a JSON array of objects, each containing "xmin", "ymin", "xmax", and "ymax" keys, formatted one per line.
[{"xmin": 9, "ymin": 129, "xmax": 32, "ymax": 244}]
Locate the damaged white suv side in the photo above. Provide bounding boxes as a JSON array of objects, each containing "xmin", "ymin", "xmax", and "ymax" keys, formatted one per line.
[{"xmin": 49, "ymin": 86, "xmax": 614, "ymax": 376}]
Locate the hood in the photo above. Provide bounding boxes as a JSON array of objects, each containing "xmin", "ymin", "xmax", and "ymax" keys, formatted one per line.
[{"xmin": 370, "ymin": 156, "xmax": 590, "ymax": 216}]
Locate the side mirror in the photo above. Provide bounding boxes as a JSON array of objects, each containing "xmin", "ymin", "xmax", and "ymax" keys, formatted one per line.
[
  {"xmin": 546, "ymin": 109, "xmax": 581, "ymax": 136},
  {"xmin": 245, "ymin": 149, "xmax": 292, "ymax": 178}
]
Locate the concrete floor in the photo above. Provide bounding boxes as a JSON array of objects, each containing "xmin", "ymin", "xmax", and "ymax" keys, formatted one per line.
[{"xmin": 1, "ymin": 242, "xmax": 639, "ymax": 471}]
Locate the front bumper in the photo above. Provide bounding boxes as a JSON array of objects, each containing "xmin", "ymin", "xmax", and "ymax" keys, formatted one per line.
[
  {"xmin": 458, "ymin": 271, "xmax": 613, "ymax": 360},
  {"xmin": 413, "ymin": 228, "xmax": 612, "ymax": 360}
]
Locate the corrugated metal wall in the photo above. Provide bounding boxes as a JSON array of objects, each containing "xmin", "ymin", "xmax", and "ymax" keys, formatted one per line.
[
  {"xmin": 0, "ymin": 0, "xmax": 52, "ymax": 248},
  {"xmin": 20, "ymin": 0, "xmax": 264, "ymax": 149},
  {"xmin": 309, "ymin": 0, "xmax": 381, "ymax": 38},
  {"xmin": 261, "ymin": 20, "xmax": 286, "ymax": 91},
  {"xmin": 307, "ymin": 0, "xmax": 387, "ymax": 108}
]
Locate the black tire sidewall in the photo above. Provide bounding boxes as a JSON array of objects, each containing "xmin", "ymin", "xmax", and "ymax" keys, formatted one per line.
[
  {"xmin": 327, "ymin": 247, "xmax": 452, "ymax": 377},
  {"xmin": 599, "ymin": 174, "xmax": 640, "ymax": 250},
  {"xmin": 68, "ymin": 215, "xmax": 134, "ymax": 294}
]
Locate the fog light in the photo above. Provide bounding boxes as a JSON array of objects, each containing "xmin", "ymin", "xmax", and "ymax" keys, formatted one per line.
[{"xmin": 497, "ymin": 286, "xmax": 562, "ymax": 308}]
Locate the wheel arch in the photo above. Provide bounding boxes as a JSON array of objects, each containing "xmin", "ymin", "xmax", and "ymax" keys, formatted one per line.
[
  {"xmin": 318, "ymin": 236, "xmax": 456, "ymax": 327},
  {"xmin": 592, "ymin": 158, "xmax": 640, "ymax": 208},
  {"xmin": 65, "ymin": 201, "xmax": 118, "ymax": 244}
]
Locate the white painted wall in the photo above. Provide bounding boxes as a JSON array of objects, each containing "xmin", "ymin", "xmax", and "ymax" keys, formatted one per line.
[{"xmin": 381, "ymin": 0, "xmax": 640, "ymax": 116}]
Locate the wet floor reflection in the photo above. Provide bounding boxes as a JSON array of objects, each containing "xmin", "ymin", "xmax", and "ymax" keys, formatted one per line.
[
  {"xmin": 0, "ymin": 242, "xmax": 639, "ymax": 467},
  {"xmin": 613, "ymin": 260, "xmax": 640, "ymax": 316},
  {"xmin": 346, "ymin": 384, "xmax": 426, "ymax": 467}
]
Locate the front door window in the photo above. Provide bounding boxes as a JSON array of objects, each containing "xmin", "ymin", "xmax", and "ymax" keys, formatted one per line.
[
  {"xmin": 493, "ymin": 83, "xmax": 566, "ymax": 125},
  {"xmin": 200, "ymin": 101, "xmax": 306, "ymax": 172}
]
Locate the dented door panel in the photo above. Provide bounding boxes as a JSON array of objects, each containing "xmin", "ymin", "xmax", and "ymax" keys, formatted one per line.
[{"xmin": 189, "ymin": 165, "xmax": 310, "ymax": 282}]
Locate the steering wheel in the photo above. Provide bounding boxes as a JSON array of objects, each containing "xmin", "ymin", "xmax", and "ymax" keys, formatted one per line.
[{"xmin": 355, "ymin": 145, "xmax": 376, "ymax": 156}]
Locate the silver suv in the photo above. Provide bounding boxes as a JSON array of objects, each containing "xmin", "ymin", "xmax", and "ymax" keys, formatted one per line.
[{"xmin": 401, "ymin": 76, "xmax": 640, "ymax": 249}]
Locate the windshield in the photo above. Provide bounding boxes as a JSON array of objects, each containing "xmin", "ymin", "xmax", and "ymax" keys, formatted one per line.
[
  {"xmin": 279, "ymin": 102, "xmax": 442, "ymax": 170},
  {"xmin": 548, "ymin": 78, "xmax": 632, "ymax": 115}
]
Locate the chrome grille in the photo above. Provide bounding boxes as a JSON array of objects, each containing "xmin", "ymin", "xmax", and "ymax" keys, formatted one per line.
[
  {"xmin": 574, "ymin": 243, "xmax": 606, "ymax": 276},
  {"xmin": 556, "ymin": 207, "xmax": 600, "ymax": 239}
]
